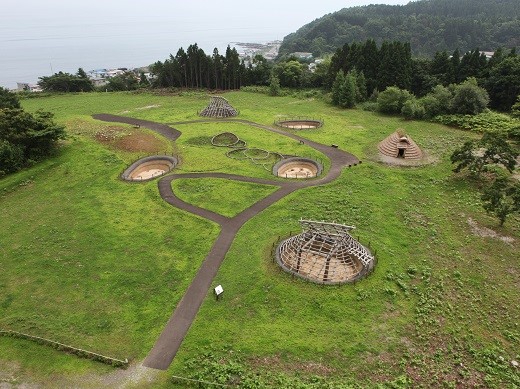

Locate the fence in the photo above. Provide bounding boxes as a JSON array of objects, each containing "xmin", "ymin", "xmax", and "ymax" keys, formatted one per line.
[
  {"xmin": 171, "ymin": 375, "xmax": 230, "ymax": 387},
  {"xmin": 274, "ymin": 117, "xmax": 324, "ymax": 130},
  {"xmin": 0, "ymin": 330, "xmax": 129, "ymax": 368}
]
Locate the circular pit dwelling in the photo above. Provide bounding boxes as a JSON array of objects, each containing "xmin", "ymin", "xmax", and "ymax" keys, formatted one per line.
[
  {"xmin": 273, "ymin": 157, "xmax": 322, "ymax": 179},
  {"xmin": 276, "ymin": 220, "xmax": 375, "ymax": 284},
  {"xmin": 276, "ymin": 119, "xmax": 323, "ymax": 130},
  {"xmin": 122, "ymin": 156, "xmax": 178, "ymax": 182}
]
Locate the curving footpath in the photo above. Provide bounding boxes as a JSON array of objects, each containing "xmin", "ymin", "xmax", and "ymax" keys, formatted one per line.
[{"xmin": 93, "ymin": 114, "xmax": 359, "ymax": 370}]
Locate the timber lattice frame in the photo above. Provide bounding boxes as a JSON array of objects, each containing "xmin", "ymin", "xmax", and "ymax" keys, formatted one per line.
[
  {"xmin": 276, "ymin": 219, "xmax": 375, "ymax": 285},
  {"xmin": 199, "ymin": 96, "xmax": 238, "ymax": 118}
]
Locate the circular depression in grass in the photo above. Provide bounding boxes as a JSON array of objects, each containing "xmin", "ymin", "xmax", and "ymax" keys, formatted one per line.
[
  {"xmin": 273, "ymin": 157, "xmax": 322, "ymax": 179},
  {"xmin": 276, "ymin": 119, "xmax": 323, "ymax": 130},
  {"xmin": 122, "ymin": 156, "xmax": 178, "ymax": 182}
]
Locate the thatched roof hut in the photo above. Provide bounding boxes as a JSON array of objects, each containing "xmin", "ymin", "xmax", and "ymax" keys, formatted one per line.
[{"xmin": 378, "ymin": 130, "xmax": 423, "ymax": 159}]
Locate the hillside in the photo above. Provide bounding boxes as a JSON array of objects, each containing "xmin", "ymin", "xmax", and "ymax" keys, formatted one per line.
[
  {"xmin": 279, "ymin": 0, "xmax": 520, "ymax": 57},
  {"xmin": 1, "ymin": 91, "xmax": 518, "ymax": 387}
]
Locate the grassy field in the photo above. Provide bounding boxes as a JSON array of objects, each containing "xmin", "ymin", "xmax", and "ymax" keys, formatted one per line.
[{"xmin": 1, "ymin": 91, "xmax": 518, "ymax": 388}]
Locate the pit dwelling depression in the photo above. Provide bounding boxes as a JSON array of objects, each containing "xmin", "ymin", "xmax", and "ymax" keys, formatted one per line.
[
  {"xmin": 122, "ymin": 156, "xmax": 178, "ymax": 182},
  {"xmin": 276, "ymin": 119, "xmax": 323, "ymax": 130},
  {"xmin": 273, "ymin": 157, "xmax": 322, "ymax": 179}
]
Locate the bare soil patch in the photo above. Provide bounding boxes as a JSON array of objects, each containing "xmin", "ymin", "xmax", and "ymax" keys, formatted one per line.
[
  {"xmin": 135, "ymin": 105, "xmax": 160, "ymax": 110},
  {"xmin": 467, "ymin": 217, "xmax": 515, "ymax": 244},
  {"xmin": 95, "ymin": 126, "xmax": 165, "ymax": 153}
]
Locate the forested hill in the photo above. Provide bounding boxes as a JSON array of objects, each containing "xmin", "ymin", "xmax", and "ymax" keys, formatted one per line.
[{"xmin": 279, "ymin": 0, "xmax": 520, "ymax": 57}]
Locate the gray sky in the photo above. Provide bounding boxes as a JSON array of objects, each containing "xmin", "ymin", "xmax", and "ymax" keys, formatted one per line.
[
  {"xmin": 2, "ymin": 0, "xmax": 411, "ymax": 41},
  {"xmin": 1, "ymin": 0, "xmax": 412, "ymax": 87}
]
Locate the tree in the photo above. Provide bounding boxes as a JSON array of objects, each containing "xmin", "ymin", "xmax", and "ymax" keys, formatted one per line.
[
  {"xmin": 278, "ymin": 60, "xmax": 304, "ymax": 88},
  {"xmin": 458, "ymin": 49, "xmax": 487, "ymax": 81},
  {"xmin": 420, "ymin": 83, "xmax": 457, "ymax": 118},
  {"xmin": 331, "ymin": 70, "xmax": 346, "ymax": 106},
  {"xmin": 511, "ymin": 95, "xmax": 520, "ymax": 118},
  {"xmin": 38, "ymin": 71, "xmax": 94, "ymax": 92},
  {"xmin": 0, "ymin": 87, "xmax": 21, "ymax": 109},
  {"xmin": 249, "ymin": 55, "xmax": 272, "ymax": 86},
  {"xmin": 139, "ymin": 72, "xmax": 149, "ymax": 87},
  {"xmin": 450, "ymin": 132, "xmax": 518, "ymax": 177},
  {"xmin": 354, "ymin": 70, "xmax": 368, "ymax": 102},
  {"xmin": 411, "ymin": 58, "xmax": 438, "ymax": 97},
  {"xmin": 431, "ymin": 51, "xmax": 451, "ymax": 85},
  {"xmin": 268, "ymin": 74, "xmax": 281, "ymax": 96},
  {"xmin": 450, "ymin": 77, "xmax": 489, "ymax": 114},
  {"xmin": 106, "ymin": 72, "xmax": 139, "ymax": 91},
  {"xmin": 401, "ymin": 97, "xmax": 426, "ymax": 119},
  {"xmin": 77, "ymin": 68, "xmax": 89, "ymax": 79},
  {"xmin": 0, "ymin": 108, "xmax": 64, "ymax": 176},
  {"xmin": 377, "ymin": 86, "xmax": 413, "ymax": 114},
  {"xmin": 486, "ymin": 56, "xmax": 520, "ymax": 111},
  {"xmin": 310, "ymin": 56, "xmax": 331, "ymax": 88},
  {"xmin": 481, "ymin": 177, "xmax": 520, "ymax": 225},
  {"xmin": 0, "ymin": 139, "xmax": 24, "ymax": 175},
  {"xmin": 339, "ymin": 72, "xmax": 357, "ymax": 108}
]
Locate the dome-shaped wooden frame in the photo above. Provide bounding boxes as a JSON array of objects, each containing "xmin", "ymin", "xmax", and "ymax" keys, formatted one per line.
[{"xmin": 276, "ymin": 220, "xmax": 375, "ymax": 284}]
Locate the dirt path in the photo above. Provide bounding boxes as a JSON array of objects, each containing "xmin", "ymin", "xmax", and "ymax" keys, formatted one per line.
[{"xmin": 93, "ymin": 115, "xmax": 359, "ymax": 370}]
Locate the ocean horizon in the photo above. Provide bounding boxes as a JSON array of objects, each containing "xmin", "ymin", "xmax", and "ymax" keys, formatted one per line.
[
  {"xmin": 1, "ymin": 0, "xmax": 411, "ymax": 90},
  {"xmin": 1, "ymin": 20, "xmax": 280, "ymax": 89}
]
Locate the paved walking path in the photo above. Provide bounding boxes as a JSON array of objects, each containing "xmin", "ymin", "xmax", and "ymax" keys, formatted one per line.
[{"xmin": 93, "ymin": 114, "xmax": 359, "ymax": 370}]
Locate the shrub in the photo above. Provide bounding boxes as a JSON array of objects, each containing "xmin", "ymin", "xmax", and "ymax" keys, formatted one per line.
[
  {"xmin": 450, "ymin": 77, "xmax": 489, "ymax": 115},
  {"xmin": 377, "ymin": 86, "xmax": 413, "ymax": 114},
  {"xmin": 434, "ymin": 110, "xmax": 519, "ymax": 135},
  {"xmin": 268, "ymin": 74, "xmax": 281, "ymax": 97},
  {"xmin": 401, "ymin": 98, "xmax": 426, "ymax": 119},
  {"xmin": 0, "ymin": 140, "xmax": 24, "ymax": 176}
]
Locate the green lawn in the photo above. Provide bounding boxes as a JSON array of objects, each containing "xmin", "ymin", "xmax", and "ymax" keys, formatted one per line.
[
  {"xmin": 1, "ymin": 91, "xmax": 518, "ymax": 387},
  {"xmin": 172, "ymin": 178, "xmax": 278, "ymax": 218}
]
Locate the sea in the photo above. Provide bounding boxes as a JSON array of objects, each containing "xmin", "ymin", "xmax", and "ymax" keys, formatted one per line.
[{"xmin": 0, "ymin": 19, "xmax": 282, "ymax": 90}]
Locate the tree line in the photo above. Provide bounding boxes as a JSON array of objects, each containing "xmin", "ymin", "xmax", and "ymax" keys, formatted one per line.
[
  {"xmin": 327, "ymin": 40, "xmax": 520, "ymax": 112},
  {"xmin": 151, "ymin": 44, "xmax": 244, "ymax": 89},
  {"xmin": 34, "ymin": 38, "xmax": 520, "ymax": 114}
]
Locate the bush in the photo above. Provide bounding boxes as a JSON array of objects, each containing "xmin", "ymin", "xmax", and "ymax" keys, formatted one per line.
[
  {"xmin": 0, "ymin": 87, "xmax": 21, "ymax": 109},
  {"xmin": 450, "ymin": 77, "xmax": 489, "ymax": 115},
  {"xmin": 420, "ymin": 85, "xmax": 454, "ymax": 117},
  {"xmin": 434, "ymin": 111, "xmax": 519, "ymax": 135},
  {"xmin": 377, "ymin": 86, "xmax": 413, "ymax": 114},
  {"xmin": 360, "ymin": 101, "xmax": 378, "ymax": 111},
  {"xmin": 240, "ymin": 85, "xmax": 269, "ymax": 94},
  {"xmin": 0, "ymin": 108, "xmax": 64, "ymax": 175},
  {"xmin": 268, "ymin": 74, "xmax": 281, "ymax": 96},
  {"xmin": 0, "ymin": 140, "xmax": 24, "ymax": 176},
  {"xmin": 401, "ymin": 98, "xmax": 426, "ymax": 119},
  {"xmin": 511, "ymin": 95, "xmax": 520, "ymax": 118}
]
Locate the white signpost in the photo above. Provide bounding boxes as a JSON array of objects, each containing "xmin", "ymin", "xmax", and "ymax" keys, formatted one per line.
[{"xmin": 214, "ymin": 284, "xmax": 224, "ymax": 300}]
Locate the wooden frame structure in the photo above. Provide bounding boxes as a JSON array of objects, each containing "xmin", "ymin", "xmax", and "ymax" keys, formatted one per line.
[
  {"xmin": 199, "ymin": 96, "xmax": 238, "ymax": 118},
  {"xmin": 276, "ymin": 220, "xmax": 374, "ymax": 284}
]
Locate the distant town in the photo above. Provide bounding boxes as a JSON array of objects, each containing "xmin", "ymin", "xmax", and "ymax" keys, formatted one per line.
[{"xmin": 16, "ymin": 41, "xmax": 304, "ymax": 92}]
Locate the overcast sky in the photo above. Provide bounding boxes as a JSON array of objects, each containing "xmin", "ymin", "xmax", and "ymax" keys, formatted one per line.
[
  {"xmin": 1, "ymin": 0, "xmax": 412, "ymax": 87},
  {"xmin": 2, "ymin": 0, "xmax": 411, "ymax": 41}
]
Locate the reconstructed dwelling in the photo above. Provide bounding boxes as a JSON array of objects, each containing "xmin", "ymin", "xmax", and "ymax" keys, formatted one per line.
[
  {"xmin": 378, "ymin": 130, "xmax": 423, "ymax": 159},
  {"xmin": 199, "ymin": 96, "xmax": 238, "ymax": 118},
  {"xmin": 276, "ymin": 220, "xmax": 375, "ymax": 284}
]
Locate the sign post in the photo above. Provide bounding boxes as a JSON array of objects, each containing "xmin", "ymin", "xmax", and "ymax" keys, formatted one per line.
[{"xmin": 214, "ymin": 284, "xmax": 224, "ymax": 301}]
